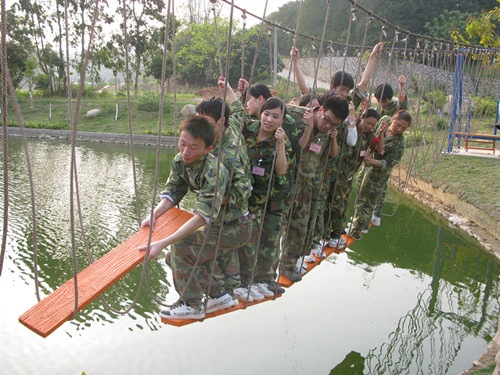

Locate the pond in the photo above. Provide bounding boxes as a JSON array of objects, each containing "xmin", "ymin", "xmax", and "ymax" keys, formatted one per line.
[{"xmin": 1, "ymin": 136, "xmax": 498, "ymax": 375}]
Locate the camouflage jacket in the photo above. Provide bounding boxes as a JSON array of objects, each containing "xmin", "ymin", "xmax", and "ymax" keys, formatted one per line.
[
  {"xmin": 161, "ymin": 153, "xmax": 229, "ymax": 225},
  {"xmin": 212, "ymin": 122, "xmax": 253, "ymax": 221},
  {"xmin": 243, "ymin": 120, "xmax": 294, "ymax": 210}
]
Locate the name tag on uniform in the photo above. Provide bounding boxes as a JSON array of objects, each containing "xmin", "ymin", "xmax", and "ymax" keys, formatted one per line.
[
  {"xmin": 309, "ymin": 143, "xmax": 322, "ymax": 153},
  {"xmin": 360, "ymin": 150, "xmax": 366, "ymax": 157},
  {"xmin": 252, "ymin": 165, "xmax": 266, "ymax": 176}
]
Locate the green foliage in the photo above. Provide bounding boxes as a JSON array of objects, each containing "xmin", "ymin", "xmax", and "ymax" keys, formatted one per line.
[
  {"xmin": 424, "ymin": 10, "xmax": 476, "ymax": 41},
  {"xmin": 34, "ymin": 73, "xmax": 52, "ymax": 95},
  {"xmin": 423, "ymin": 89, "xmax": 448, "ymax": 109},
  {"xmin": 453, "ymin": 0, "xmax": 500, "ymax": 50},
  {"xmin": 8, "ymin": 119, "xmax": 68, "ymax": 130},
  {"xmin": 406, "ymin": 129, "xmax": 435, "ymax": 146},
  {"xmin": 137, "ymin": 93, "xmax": 164, "ymax": 112},
  {"xmin": 472, "ymin": 95, "xmax": 498, "ymax": 117},
  {"xmin": 143, "ymin": 128, "xmax": 176, "ymax": 136},
  {"xmin": 435, "ymin": 117, "xmax": 448, "ymax": 130}
]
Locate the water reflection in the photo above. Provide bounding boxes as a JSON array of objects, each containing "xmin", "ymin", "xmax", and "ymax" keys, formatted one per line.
[
  {"xmin": 330, "ymin": 202, "xmax": 499, "ymax": 374},
  {"xmin": 1, "ymin": 137, "xmax": 499, "ymax": 374}
]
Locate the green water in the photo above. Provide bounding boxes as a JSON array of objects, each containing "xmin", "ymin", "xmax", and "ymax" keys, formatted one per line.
[{"xmin": 1, "ymin": 136, "xmax": 498, "ymax": 375}]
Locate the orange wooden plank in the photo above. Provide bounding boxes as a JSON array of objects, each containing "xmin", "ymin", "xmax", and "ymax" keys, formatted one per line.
[
  {"xmin": 19, "ymin": 207, "xmax": 193, "ymax": 338},
  {"xmin": 162, "ymin": 294, "xmax": 283, "ymax": 327},
  {"xmin": 279, "ymin": 234, "xmax": 355, "ymax": 287}
]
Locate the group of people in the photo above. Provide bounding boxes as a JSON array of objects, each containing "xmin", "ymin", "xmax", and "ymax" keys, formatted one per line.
[{"xmin": 139, "ymin": 43, "xmax": 412, "ymax": 320}]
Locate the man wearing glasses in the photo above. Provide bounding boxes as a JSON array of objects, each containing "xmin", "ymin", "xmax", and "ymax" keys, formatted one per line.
[{"xmin": 280, "ymin": 95, "xmax": 349, "ymax": 282}]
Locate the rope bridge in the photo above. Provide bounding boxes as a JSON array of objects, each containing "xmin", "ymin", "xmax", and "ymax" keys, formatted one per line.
[{"xmin": 1, "ymin": 0, "xmax": 499, "ymax": 336}]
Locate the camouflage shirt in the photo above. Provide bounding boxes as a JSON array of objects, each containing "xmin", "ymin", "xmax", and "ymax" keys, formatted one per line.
[
  {"xmin": 378, "ymin": 95, "xmax": 408, "ymax": 118},
  {"xmin": 212, "ymin": 122, "xmax": 253, "ymax": 222},
  {"xmin": 161, "ymin": 152, "xmax": 229, "ymax": 225},
  {"xmin": 243, "ymin": 120, "xmax": 294, "ymax": 209},
  {"xmin": 299, "ymin": 125, "xmax": 332, "ymax": 179},
  {"xmin": 373, "ymin": 116, "xmax": 406, "ymax": 172}
]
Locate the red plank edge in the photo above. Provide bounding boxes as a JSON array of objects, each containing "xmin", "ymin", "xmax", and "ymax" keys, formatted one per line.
[{"xmin": 19, "ymin": 207, "xmax": 193, "ymax": 338}]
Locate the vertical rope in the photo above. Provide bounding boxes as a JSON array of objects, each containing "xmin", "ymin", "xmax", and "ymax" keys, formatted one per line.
[
  {"xmin": 0, "ymin": 0, "xmax": 8, "ymax": 276},
  {"xmin": 249, "ymin": 0, "xmax": 268, "ymax": 84},
  {"xmin": 240, "ymin": 11, "xmax": 246, "ymax": 78},
  {"xmin": 283, "ymin": 0, "xmax": 305, "ymax": 102},
  {"xmin": 212, "ymin": 3, "xmax": 224, "ymax": 77},
  {"xmin": 312, "ymin": 0, "xmax": 331, "ymax": 92}
]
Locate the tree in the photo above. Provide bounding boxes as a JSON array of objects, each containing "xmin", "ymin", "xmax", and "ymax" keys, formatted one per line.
[
  {"xmin": 115, "ymin": 0, "xmax": 166, "ymax": 97},
  {"xmin": 457, "ymin": 0, "xmax": 500, "ymax": 48},
  {"xmin": 424, "ymin": 10, "xmax": 475, "ymax": 42},
  {"xmin": 5, "ymin": 41, "xmax": 29, "ymax": 90}
]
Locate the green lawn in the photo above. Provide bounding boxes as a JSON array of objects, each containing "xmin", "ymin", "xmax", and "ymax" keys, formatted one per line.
[{"xmin": 7, "ymin": 92, "xmax": 200, "ymax": 135}]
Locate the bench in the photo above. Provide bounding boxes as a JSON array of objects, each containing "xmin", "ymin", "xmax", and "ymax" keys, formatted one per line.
[{"xmin": 453, "ymin": 132, "xmax": 500, "ymax": 154}]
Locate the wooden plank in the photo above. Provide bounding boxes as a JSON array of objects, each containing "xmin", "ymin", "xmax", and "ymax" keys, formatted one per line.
[
  {"xmin": 19, "ymin": 207, "xmax": 193, "ymax": 338},
  {"xmin": 279, "ymin": 234, "xmax": 355, "ymax": 287}
]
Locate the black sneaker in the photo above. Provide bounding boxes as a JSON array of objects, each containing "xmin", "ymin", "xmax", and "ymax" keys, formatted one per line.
[
  {"xmin": 266, "ymin": 280, "xmax": 286, "ymax": 294},
  {"xmin": 281, "ymin": 268, "xmax": 302, "ymax": 282}
]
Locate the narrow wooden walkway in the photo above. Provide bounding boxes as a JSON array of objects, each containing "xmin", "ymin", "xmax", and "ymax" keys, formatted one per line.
[
  {"xmin": 19, "ymin": 207, "xmax": 192, "ymax": 338},
  {"xmin": 19, "ymin": 207, "xmax": 355, "ymax": 335}
]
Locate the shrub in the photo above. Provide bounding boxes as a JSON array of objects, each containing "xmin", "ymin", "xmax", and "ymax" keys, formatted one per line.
[
  {"xmin": 137, "ymin": 93, "xmax": 162, "ymax": 112},
  {"xmin": 472, "ymin": 95, "xmax": 497, "ymax": 117}
]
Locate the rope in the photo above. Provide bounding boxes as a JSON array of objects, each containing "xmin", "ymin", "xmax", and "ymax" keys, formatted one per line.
[
  {"xmin": 212, "ymin": 3, "xmax": 224, "ymax": 76},
  {"xmin": 0, "ymin": 0, "xmax": 8, "ymax": 276},
  {"xmin": 248, "ymin": 0, "xmax": 268, "ymax": 84},
  {"xmin": 241, "ymin": 11, "xmax": 246, "ymax": 78},
  {"xmin": 312, "ymin": 0, "xmax": 332, "ymax": 93}
]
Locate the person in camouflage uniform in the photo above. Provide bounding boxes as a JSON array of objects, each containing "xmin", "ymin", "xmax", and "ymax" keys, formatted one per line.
[
  {"xmin": 308, "ymin": 94, "xmax": 357, "ymax": 255},
  {"xmin": 321, "ymin": 109, "xmax": 381, "ymax": 249},
  {"xmin": 349, "ymin": 111, "xmax": 412, "ymax": 239},
  {"xmin": 372, "ymin": 75, "xmax": 408, "ymax": 225},
  {"xmin": 280, "ymin": 95, "xmax": 349, "ymax": 282},
  {"xmin": 195, "ymin": 96, "xmax": 253, "ymax": 294},
  {"xmin": 233, "ymin": 98, "xmax": 294, "ymax": 300},
  {"xmin": 140, "ymin": 117, "xmax": 251, "ymax": 319}
]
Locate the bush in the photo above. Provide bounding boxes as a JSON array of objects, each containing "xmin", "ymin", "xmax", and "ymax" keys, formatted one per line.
[
  {"xmin": 9, "ymin": 119, "xmax": 68, "ymax": 129},
  {"xmin": 137, "ymin": 93, "xmax": 163, "ymax": 112},
  {"xmin": 472, "ymin": 95, "xmax": 497, "ymax": 117},
  {"xmin": 423, "ymin": 89, "xmax": 447, "ymax": 110},
  {"xmin": 406, "ymin": 129, "xmax": 435, "ymax": 146}
]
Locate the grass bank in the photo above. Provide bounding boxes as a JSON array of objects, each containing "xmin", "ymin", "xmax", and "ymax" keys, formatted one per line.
[{"xmin": 7, "ymin": 93, "xmax": 199, "ymax": 136}]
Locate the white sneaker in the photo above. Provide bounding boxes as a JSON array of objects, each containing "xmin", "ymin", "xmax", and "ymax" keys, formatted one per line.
[
  {"xmin": 233, "ymin": 287, "xmax": 253, "ymax": 302},
  {"xmin": 248, "ymin": 285, "xmax": 265, "ymax": 301},
  {"xmin": 304, "ymin": 252, "xmax": 316, "ymax": 263},
  {"xmin": 371, "ymin": 215, "xmax": 381, "ymax": 226},
  {"xmin": 345, "ymin": 222, "xmax": 354, "ymax": 234},
  {"xmin": 328, "ymin": 237, "xmax": 346, "ymax": 248},
  {"xmin": 294, "ymin": 256, "xmax": 308, "ymax": 275},
  {"xmin": 160, "ymin": 301, "xmax": 205, "ymax": 319},
  {"xmin": 311, "ymin": 243, "xmax": 326, "ymax": 258},
  {"xmin": 361, "ymin": 228, "xmax": 368, "ymax": 234},
  {"xmin": 206, "ymin": 292, "xmax": 238, "ymax": 313},
  {"xmin": 255, "ymin": 283, "xmax": 274, "ymax": 298}
]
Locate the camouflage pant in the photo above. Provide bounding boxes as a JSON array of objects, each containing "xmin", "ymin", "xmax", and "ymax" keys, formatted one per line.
[
  {"xmin": 324, "ymin": 171, "xmax": 352, "ymax": 239},
  {"xmin": 309, "ymin": 174, "xmax": 328, "ymax": 248},
  {"xmin": 237, "ymin": 203, "xmax": 283, "ymax": 285},
  {"xmin": 373, "ymin": 184, "xmax": 388, "ymax": 217},
  {"xmin": 352, "ymin": 166, "xmax": 390, "ymax": 232},
  {"xmin": 282, "ymin": 173, "xmax": 314, "ymax": 269},
  {"xmin": 168, "ymin": 215, "xmax": 252, "ymax": 309}
]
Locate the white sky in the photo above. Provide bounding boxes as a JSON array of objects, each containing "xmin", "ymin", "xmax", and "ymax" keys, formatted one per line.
[
  {"xmin": 5, "ymin": 0, "xmax": 293, "ymax": 28},
  {"xmin": 213, "ymin": 0, "xmax": 293, "ymax": 26}
]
